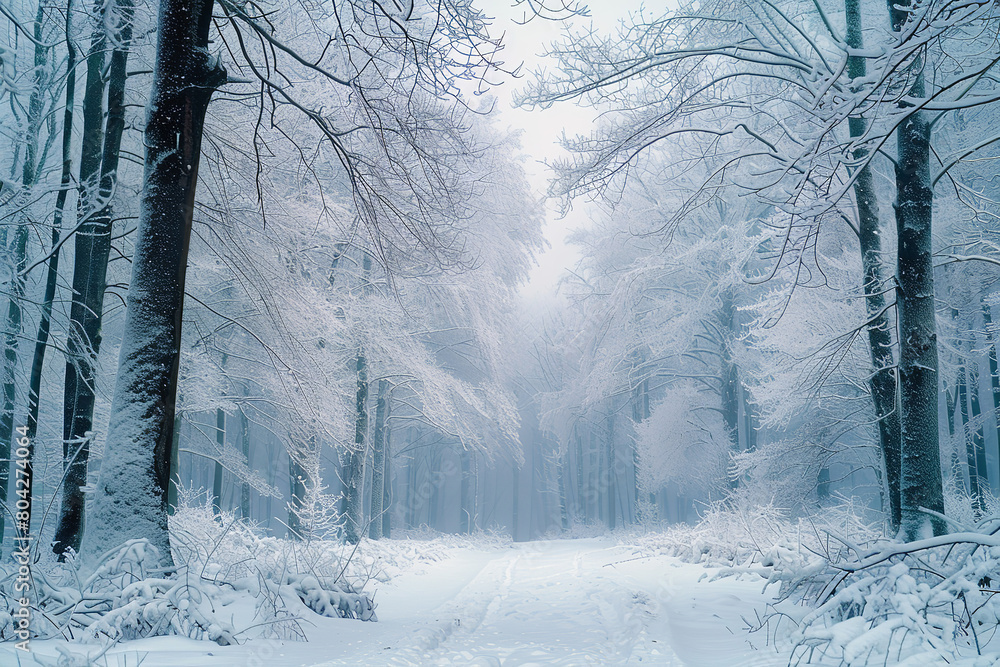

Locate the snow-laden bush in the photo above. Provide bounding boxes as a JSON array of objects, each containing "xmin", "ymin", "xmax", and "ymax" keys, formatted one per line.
[
  {"xmin": 0, "ymin": 502, "xmax": 376, "ymax": 647},
  {"xmin": 636, "ymin": 494, "xmax": 1000, "ymax": 664},
  {"xmin": 629, "ymin": 495, "xmax": 880, "ymax": 568},
  {"xmin": 773, "ymin": 521, "xmax": 1000, "ymax": 665}
]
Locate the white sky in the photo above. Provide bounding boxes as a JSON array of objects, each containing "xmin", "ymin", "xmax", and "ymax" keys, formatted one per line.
[{"xmin": 475, "ymin": 1, "xmax": 649, "ymax": 300}]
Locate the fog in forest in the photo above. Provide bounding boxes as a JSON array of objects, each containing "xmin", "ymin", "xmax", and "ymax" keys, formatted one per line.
[{"xmin": 2, "ymin": 0, "xmax": 1000, "ymax": 664}]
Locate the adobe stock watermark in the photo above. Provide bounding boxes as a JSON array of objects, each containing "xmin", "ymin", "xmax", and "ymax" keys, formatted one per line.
[{"xmin": 12, "ymin": 424, "xmax": 32, "ymax": 651}]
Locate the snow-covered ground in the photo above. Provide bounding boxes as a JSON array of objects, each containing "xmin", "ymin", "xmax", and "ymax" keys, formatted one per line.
[{"xmin": 2, "ymin": 535, "xmax": 794, "ymax": 666}]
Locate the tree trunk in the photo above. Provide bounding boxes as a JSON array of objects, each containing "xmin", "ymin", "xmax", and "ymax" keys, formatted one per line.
[
  {"xmin": 982, "ymin": 301, "xmax": 1000, "ymax": 479},
  {"xmin": 54, "ymin": 3, "xmax": 135, "ymax": 557},
  {"xmin": 288, "ymin": 450, "xmax": 308, "ymax": 539},
  {"xmin": 512, "ymin": 462, "xmax": 521, "ymax": 541},
  {"xmin": 606, "ymin": 413, "xmax": 616, "ymax": 530},
  {"xmin": 81, "ymin": 0, "xmax": 226, "ymax": 564},
  {"xmin": 719, "ymin": 291, "xmax": 741, "ymax": 487},
  {"xmin": 887, "ymin": 0, "xmax": 946, "ymax": 538},
  {"xmin": 968, "ymin": 361, "xmax": 989, "ymax": 513},
  {"xmin": 345, "ymin": 351, "xmax": 368, "ymax": 543},
  {"xmin": 879, "ymin": 0, "xmax": 945, "ymax": 538},
  {"xmin": 213, "ymin": 408, "xmax": 225, "ymax": 513},
  {"xmin": 0, "ymin": 0, "xmax": 49, "ymax": 549},
  {"xmin": 21, "ymin": 4, "xmax": 77, "ymax": 544},
  {"xmin": 167, "ymin": 415, "xmax": 181, "ymax": 514},
  {"xmin": 382, "ymin": 427, "xmax": 391, "ymax": 538},
  {"xmin": 369, "ymin": 379, "xmax": 388, "ymax": 539},
  {"xmin": 239, "ymin": 406, "xmax": 251, "ymax": 519},
  {"xmin": 845, "ymin": 0, "xmax": 903, "ymax": 534},
  {"xmin": 459, "ymin": 446, "xmax": 473, "ymax": 534},
  {"xmin": 557, "ymin": 452, "xmax": 569, "ymax": 531}
]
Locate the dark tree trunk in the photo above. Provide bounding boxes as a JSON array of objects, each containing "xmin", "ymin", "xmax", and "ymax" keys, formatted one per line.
[
  {"xmin": 167, "ymin": 415, "xmax": 181, "ymax": 514},
  {"xmin": 459, "ymin": 447, "xmax": 472, "ymax": 534},
  {"xmin": 631, "ymin": 375, "xmax": 649, "ymax": 521},
  {"xmin": 845, "ymin": 0, "xmax": 903, "ymax": 534},
  {"xmin": 213, "ymin": 408, "xmax": 225, "ymax": 513},
  {"xmin": 884, "ymin": 0, "xmax": 946, "ymax": 540},
  {"xmin": 81, "ymin": 0, "xmax": 226, "ymax": 563},
  {"xmin": 288, "ymin": 450, "xmax": 308, "ymax": 539},
  {"xmin": 345, "ymin": 351, "xmax": 368, "ymax": 543},
  {"xmin": 1, "ymin": 1, "xmax": 48, "ymax": 549},
  {"xmin": 382, "ymin": 427, "xmax": 391, "ymax": 538},
  {"xmin": 22, "ymin": 4, "xmax": 78, "ymax": 544},
  {"xmin": 239, "ymin": 406, "xmax": 251, "ymax": 519},
  {"xmin": 719, "ymin": 291, "xmax": 740, "ymax": 488},
  {"xmin": 557, "ymin": 452, "xmax": 570, "ymax": 531},
  {"xmin": 968, "ymin": 361, "xmax": 989, "ymax": 514},
  {"xmin": 606, "ymin": 413, "xmax": 616, "ymax": 530},
  {"xmin": 369, "ymin": 379, "xmax": 388, "ymax": 539},
  {"xmin": 982, "ymin": 302, "xmax": 1000, "ymax": 478},
  {"xmin": 575, "ymin": 427, "xmax": 585, "ymax": 523}
]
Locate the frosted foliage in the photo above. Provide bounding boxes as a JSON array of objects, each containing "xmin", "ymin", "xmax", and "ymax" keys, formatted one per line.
[
  {"xmin": 636, "ymin": 382, "xmax": 730, "ymax": 497},
  {"xmin": 0, "ymin": 508, "xmax": 379, "ymax": 646}
]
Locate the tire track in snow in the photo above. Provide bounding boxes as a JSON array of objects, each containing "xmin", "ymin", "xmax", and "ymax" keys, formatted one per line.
[{"xmin": 408, "ymin": 541, "xmax": 656, "ymax": 665}]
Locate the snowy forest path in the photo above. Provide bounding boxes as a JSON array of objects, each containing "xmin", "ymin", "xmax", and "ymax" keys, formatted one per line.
[
  {"xmin": 331, "ymin": 536, "xmax": 786, "ymax": 666},
  {"xmin": 10, "ymin": 537, "xmax": 787, "ymax": 666}
]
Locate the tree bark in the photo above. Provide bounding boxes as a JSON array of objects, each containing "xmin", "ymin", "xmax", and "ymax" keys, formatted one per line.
[
  {"xmin": 213, "ymin": 408, "xmax": 225, "ymax": 513},
  {"xmin": 288, "ymin": 449, "xmax": 308, "ymax": 539},
  {"xmin": 459, "ymin": 446, "xmax": 472, "ymax": 534},
  {"xmin": 968, "ymin": 360, "xmax": 989, "ymax": 513},
  {"xmin": 369, "ymin": 379, "xmax": 388, "ymax": 539},
  {"xmin": 167, "ymin": 415, "xmax": 181, "ymax": 515},
  {"xmin": 606, "ymin": 412, "xmax": 616, "ymax": 530},
  {"xmin": 81, "ymin": 0, "xmax": 226, "ymax": 564},
  {"xmin": 22, "ymin": 2, "xmax": 77, "ymax": 544},
  {"xmin": 982, "ymin": 301, "xmax": 1000, "ymax": 478},
  {"xmin": 1, "ymin": 0, "xmax": 49, "ymax": 549},
  {"xmin": 239, "ymin": 406, "xmax": 251, "ymax": 519},
  {"xmin": 719, "ymin": 290, "xmax": 741, "ymax": 487},
  {"xmin": 344, "ymin": 351, "xmax": 368, "ymax": 543},
  {"xmin": 382, "ymin": 427, "xmax": 391, "ymax": 538},
  {"xmin": 887, "ymin": 0, "xmax": 946, "ymax": 538},
  {"xmin": 845, "ymin": 0, "xmax": 903, "ymax": 533}
]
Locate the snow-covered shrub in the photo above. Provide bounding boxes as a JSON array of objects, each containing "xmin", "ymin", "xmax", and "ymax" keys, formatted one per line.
[
  {"xmin": 629, "ymin": 495, "xmax": 880, "ymax": 569},
  {"xmin": 0, "ymin": 501, "xmax": 377, "ymax": 648},
  {"xmin": 774, "ymin": 524, "xmax": 1000, "ymax": 665}
]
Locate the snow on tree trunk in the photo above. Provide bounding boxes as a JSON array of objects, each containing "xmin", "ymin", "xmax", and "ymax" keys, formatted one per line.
[
  {"xmin": 605, "ymin": 411, "xmax": 616, "ymax": 530},
  {"xmin": 719, "ymin": 290, "xmax": 740, "ymax": 488},
  {"xmin": 167, "ymin": 415, "xmax": 181, "ymax": 515},
  {"xmin": 981, "ymin": 301, "xmax": 1000, "ymax": 461},
  {"xmin": 55, "ymin": 5, "xmax": 134, "ymax": 556},
  {"xmin": 23, "ymin": 1, "xmax": 78, "ymax": 545},
  {"xmin": 0, "ymin": 0, "xmax": 49, "ymax": 549},
  {"xmin": 846, "ymin": 0, "xmax": 902, "ymax": 533},
  {"xmin": 288, "ymin": 448, "xmax": 308, "ymax": 539},
  {"xmin": 239, "ymin": 405, "xmax": 251, "ymax": 519},
  {"xmin": 368, "ymin": 379, "xmax": 388, "ymax": 540},
  {"xmin": 213, "ymin": 408, "xmax": 225, "ymax": 513},
  {"xmin": 344, "ymin": 351, "xmax": 368, "ymax": 544},
  {"xmin": 889, "ymin": 0, "xmax": 946, "ymax": 540},
  {"xmin": 381, "ymin": 428, "xmax": 391, "ymax": 538},
  {"xmin": 968, "ymin": 360, "xmax": 989, "ymax": 515},
  {"xmin": 459, "ymin": 446, "xmax": 472, "ymax": 534},
  {"xmin": 81, "ymin": 0, "xmax": 226, "ymax": 565}
]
